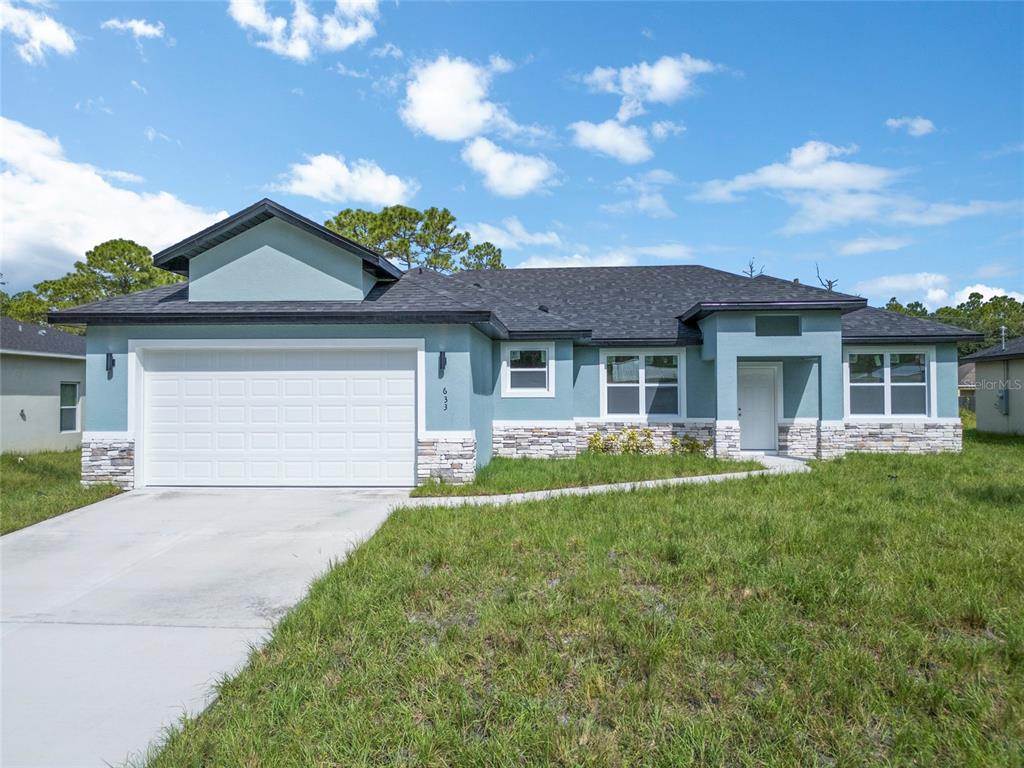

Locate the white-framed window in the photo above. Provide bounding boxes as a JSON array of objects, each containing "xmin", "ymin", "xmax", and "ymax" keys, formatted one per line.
[
  {"xmin": 845, "ymin": 349, "xmax": 933, "ymax": 417},
  {"xmin": 59, "ymin": 381, "xmax": 80, "ymax": 432},
  {"xmin": 600, "ymin": 349, "xmax": 684, "ymax": 419},
  {"xmin": 501, "ymin": 342, "xmax": 556, "ymax": 398}
]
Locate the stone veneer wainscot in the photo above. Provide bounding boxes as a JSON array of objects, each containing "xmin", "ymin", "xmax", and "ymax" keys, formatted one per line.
[
  {"xmin": 416, "ymin": 436, "xmax": 477, "ymax": 484},
  {"xmin": 81, "ymin": 436, "xmax": 135, "ymax": 489}
]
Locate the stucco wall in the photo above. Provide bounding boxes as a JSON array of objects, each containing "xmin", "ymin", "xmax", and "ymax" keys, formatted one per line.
[
  {"xmin": 975, "ymin": 358, "xmax": 1024, "ymax": 435},
  {"xmin": 1, "ymin": 353, "xmax": 85, "ymax": 453},
  {"xmin": 700, "ymin": 310, "xmax": 844, "ymax": 420},
  {"xmin": 491, "ymin": 340, "xmax": 575, "ymax": 421},
  {"xmin": 188, "ymin": 219, "xmax": 374, "ymax": 302},
  {"xmin": 84, "ymin": 324, "xmax": 478, "ymax": 433}
]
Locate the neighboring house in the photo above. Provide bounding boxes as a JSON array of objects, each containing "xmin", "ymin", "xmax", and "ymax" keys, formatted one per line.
[
  {"xmin": 958, "ymin": 362, "xmax": 976, "ymax": 412},
  {"xmin": 50, "ymin": 199, "xmax": 983, "ymax": 489},
  {"xmin": 964, "ymin": 337, "xmax": 1024, "ymax": 436},
  {"xmin": 0, "ymin": 317, "xmax": 86, "ymax": 453}
]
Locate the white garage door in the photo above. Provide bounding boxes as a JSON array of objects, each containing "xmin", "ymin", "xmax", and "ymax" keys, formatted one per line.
[{"xmin": 142, "ymin": 347, "xmax": 416, "ymax": 486}]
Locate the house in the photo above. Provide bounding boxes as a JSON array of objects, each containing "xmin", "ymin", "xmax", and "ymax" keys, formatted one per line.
[
  {"xmin": 964, "ymin": 336, "xmax": 1024, "ymax": 435},
  {"xmin": 0, "ymin": 316, "xmax": 86, "ymax": 453},
  {"xmin": 50, "ymin": 199, "xmax": 983, "ymax": 489}
]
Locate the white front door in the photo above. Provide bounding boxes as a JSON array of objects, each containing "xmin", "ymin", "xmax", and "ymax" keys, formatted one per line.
[
  {"xmin": 142, "ymin": 347, "xmax": 416, "ymax": 486},
  {"xmin": 737, "ymin": 365, "xmax": 777, "ymax": 451}
]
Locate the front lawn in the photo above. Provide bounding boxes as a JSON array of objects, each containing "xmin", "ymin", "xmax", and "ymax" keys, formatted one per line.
[
  {"xmin": 411, "ymin": 452, "xmax": 762, "ymax": 496},
  {"xmin": 0, "ymin": 450, "xmax": 120, "ymax": 535},
  {"xmin": 153, "ymin": 430, "xmax": 1024, "ymax": 766}
]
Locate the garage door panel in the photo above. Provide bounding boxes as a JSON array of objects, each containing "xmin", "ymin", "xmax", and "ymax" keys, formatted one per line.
[{"xmin": 143, "ymin": 347, "xmax": 415, "ymax": 486}]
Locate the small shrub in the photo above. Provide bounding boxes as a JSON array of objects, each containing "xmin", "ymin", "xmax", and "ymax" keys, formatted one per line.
[
  {"xmin": 622, "ymin": 429, "xmax": 642, "ymax": 454},
  {"xmin": 674, "ymin": 434, "xmax": 713, "ymax": 456},
  {"xmin": 602, "ymin": 432, "xmax": 620, "ymax": 454},
  {"xmin": 587, "ymin": 431, "xmax": 605, "ymax": 453}
]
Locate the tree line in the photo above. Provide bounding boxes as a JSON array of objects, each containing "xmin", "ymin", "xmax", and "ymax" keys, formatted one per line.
[
  {"xmin": 885, "ymin": 293, "xmax": 1023, "ymax": 355},
  {"xmin": 0, "ymin": 205, "xmax": 506, "ymax": 333}
]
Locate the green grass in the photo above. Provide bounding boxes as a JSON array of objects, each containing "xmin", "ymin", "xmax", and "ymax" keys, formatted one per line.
[
  {"xmin": 152, "ymin": 430, "xmax": 1024, "ymax": 767},
  {"xmin": 411, "ymin": 452, "xmax": 762, "ymax": 496},
  {"xmin": 0, "ymin": 450, "xmax": 120, "ymax": 535}
]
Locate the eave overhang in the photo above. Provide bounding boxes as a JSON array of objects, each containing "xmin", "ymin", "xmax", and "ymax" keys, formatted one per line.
[{"xmin": 679, "ymin": 299, "xmax": 868, "ymax": 323}]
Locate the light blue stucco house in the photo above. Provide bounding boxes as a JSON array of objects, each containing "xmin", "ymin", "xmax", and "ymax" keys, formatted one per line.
[{"xmin": 51, "ymin": 199, "xmax": 982, "ymax": 489}]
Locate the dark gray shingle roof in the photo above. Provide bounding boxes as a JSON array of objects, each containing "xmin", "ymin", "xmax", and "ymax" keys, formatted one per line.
[
  {"xmin": 50, "ymin": 264, "xmax": 980, "ymax": 345},
  {"xmin": 841, "ymin": 307, "xmax": 984, "ymax": 344},
  {"xmin": 963, "ymin": 335, "xmax": 1024, "ymax": 361},
  {"xmin": 0, "ymin": 316, "xmax": 85, "ymax": 357}
]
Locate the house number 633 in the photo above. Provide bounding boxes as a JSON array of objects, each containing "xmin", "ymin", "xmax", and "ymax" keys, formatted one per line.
[{"xmin": 442, "ymin": 387, "xmax": 448, "ymax": 411}]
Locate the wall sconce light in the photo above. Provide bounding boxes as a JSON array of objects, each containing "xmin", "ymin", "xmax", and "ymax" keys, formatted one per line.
[
  {"xmin": 438, "ymin": 351, "xmax": 447, "ymax": 376},
  {"xmin": 106, "ymin": 352, "xmax": 116, "ymax": 380}
]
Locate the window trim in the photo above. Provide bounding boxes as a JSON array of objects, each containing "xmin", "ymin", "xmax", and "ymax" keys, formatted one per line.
[
  {"xmin": 599, "ymin": 348, "xmax": 686, "ymax": 421},
  {"xmin": 500, "ymin": 341, "xmax": 556, "ymax": 398},
  {"xmin": 843, "ymin": 346, "xmax": 937, "ymax": 420},
  {"xmin": 59, "ymin": 381, "xmax": 81, "ymax": 434}
]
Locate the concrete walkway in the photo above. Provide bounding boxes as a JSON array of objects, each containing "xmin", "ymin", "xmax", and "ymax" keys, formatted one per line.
[
  {"xmin": 1, "ymin": 487, "xmax": 406, "ymax": 768},
  {"xmin": 405, "ymin": 453, "xmax": 809, "ymax": 508}
]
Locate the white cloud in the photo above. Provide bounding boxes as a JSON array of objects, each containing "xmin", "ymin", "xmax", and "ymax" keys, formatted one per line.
[
  {"xmin": 651, "ymin": 120, "xmax": 685, "ymax": 140},
  {"xmin": 982, "ymin": 142, "xmax": 1024, "ymax": 159},
  {"xmin": 696, "ymin": 141, "xmax": 893, "ymax": 203},
  {"xmin": 853, "ymin": 272, "xmax": 950, "ymax": 306},
  {"xmin": 602, "ymin": 169, "xmax": 676, "ymax": 218},
  {"xmin": 0, "ymin": 0, "xmax": 76, "ymax": 64},
  {"xmin": 516, "ymin": 242, "xmax": 693, "ymax": 269},
  {"xmin": 130, "ymin": 79, "xmax": 148, "ymax": 95},
  {"xmin": 144, "ymin": 126, "xmax": 171, "ymax": 143},
  {"xmin": 583, "ymin": 53, "xmax": 720, "ymax": 121},
  {"xmin": 370, "ymin": 42, "xmax": 402, "ymax": 58},
  {"xmin": 464, "ymin": 217, "xmax": 561, "ymax": 250},
  {"xmin": 569, "ymin": 119, "xmax": 652, "ymax": 164},
  {"xmin": 952, "ymin": 284, "xmax": 1024, "ymax": 304},
  {"xmin": 461, "ymin": 138, "xmax": 558, "ymax": 197},
  {"xmin": 885, "ymin": 116, "xmax": 935, "ymax": 137},
  {"xmin": 100, "ymin": 169, "xmax": 144, "ymax": 184},
  {"xmin": 333, "ymin": 62, "xmax": 368, "ymax": 78},
  {"xmin": 400, "ymin": 54, "xmax": 539, "ymax": 142},
  {"xmin": 75, "ymin": 97, "xmax": 113, "ymax": 115},
  {"xmin": 853, "ymin": 271, "xmax": 1024, "ymax": 309},
  {"xmin": 890, "ymin": 199, "xmax": 1022, "ymax": 227},
  {"xmin": 838, "ymin": 236, "xmax": 912, "ymax": 256},
  {"xmin": 0, "ymin": 117, "xmax": 225, "ymax": 289},
  {"xmin": 694, "ymin": 140, "xmax": 1019, "ymax": 234},
  {"xmin": 101, "ymin": 18, "xmax": 165, "ymax": 39},
  {"xmin": 227, "ymin": 0, "xmax": 377, "ymax": 62},
  {"xmin": 275, "ymin": 153, "xmax": 418, "ymax": 206}
]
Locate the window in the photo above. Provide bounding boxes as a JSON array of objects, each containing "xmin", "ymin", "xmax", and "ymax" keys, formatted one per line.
[
  {"xmin": 501, "ymin": 343, "xmax": 555, "ymax": 397},
  {"xmin": 60, "ymin": 382, "xmax": 79, "ymax": 432},
  {"xmin": 602, "ymin": 351, "xmax": 681, "ymax": 418},
  {"xmin": 847, "ymin": 351, "xmax": 929, "ymax": 417},
  {"xmin": 756, "ymin": 315, "xmax": 801, "ymax": 337}
]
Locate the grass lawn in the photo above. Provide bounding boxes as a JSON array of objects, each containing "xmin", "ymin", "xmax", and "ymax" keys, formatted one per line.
[
  {"xmin": 153, "ymin": 430, "xmax": 1023, "ymax": 767},
  {"xmin": 1, "ymin": 450, "xmax": 120, "ymax": 535},
  {"xmin": 411, "ymin": 452, "xmax": 763, "ymax": 497}
]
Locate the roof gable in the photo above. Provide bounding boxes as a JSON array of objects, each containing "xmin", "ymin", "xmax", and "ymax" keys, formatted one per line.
[{"xmin": 152, "ymin": 199, "xmax": 402, "ymax": 281}]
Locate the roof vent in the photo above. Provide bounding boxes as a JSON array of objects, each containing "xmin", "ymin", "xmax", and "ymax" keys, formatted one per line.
[
  {"xmin": 473, "ymin": 282, "xmax": 482, "ymax": 288},
  {"xmin": 538, "ymin": 304, "xmax": 550, "ymax": 313},
  {"xmin": 793, "ymin": 278, "xmax": 800, "ymax": 284}
]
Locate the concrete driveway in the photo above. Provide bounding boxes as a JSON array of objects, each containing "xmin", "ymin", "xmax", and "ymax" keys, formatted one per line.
[{"xmin": 1, "ymin": 487, "xmax": 408, "ymax": 768}]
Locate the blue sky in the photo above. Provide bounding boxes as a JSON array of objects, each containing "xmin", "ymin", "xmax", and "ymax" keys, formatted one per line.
[{"xmin": 2, "ymin": 1, "xmax": 1022, "ymax": 308}]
